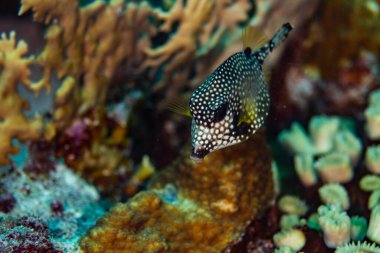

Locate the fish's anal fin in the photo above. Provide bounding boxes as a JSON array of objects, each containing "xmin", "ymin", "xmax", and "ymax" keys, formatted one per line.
[
  {"xmin": 242, "ymin": 26, "xmax": 268, "ymax": 53},
  {"xmin": 165, "ymin": 94, "xmax": 192, "ymax": 117}
]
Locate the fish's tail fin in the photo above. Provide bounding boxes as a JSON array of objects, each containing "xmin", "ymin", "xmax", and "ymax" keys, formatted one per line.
[{"xmin": 255, "ymin": 23, "xmax": 293, "ymax": 64}]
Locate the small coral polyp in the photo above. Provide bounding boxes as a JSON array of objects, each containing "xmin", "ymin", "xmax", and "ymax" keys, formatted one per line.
[
  {"xmin": 367, "ymin": 205, "xmax": 380, "ymax": 244},
  {"xmin": 315, "ymin": 152, "xmax": 353, "ymax": 183},
  {"xmin": 318, "ymin": 204, "xmax": 351, "ymax": 248},
  {"xmin": 294, "ymin": 154, "xmax": 317, "ymax": 186},
  {"xmin": 278, "ymin": 123, "xmax": 314, "ymax": 155},
  {"xmin": 309, "ymin": 116, "xmax": 340, "ymax": 154},
  {"xmin": 366, "ymin": 145, "xmax": 380, "ymax": 174},
  {"xmin": 365, "ymin": 105, "xmax": 380, "ymax": 140},
  {"xmin": 318, "ymin": 183, "xmax": 350, "ymax": 210}
]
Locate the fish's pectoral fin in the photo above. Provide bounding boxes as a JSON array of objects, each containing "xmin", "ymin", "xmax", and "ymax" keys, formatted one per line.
[
  {"xmin": 242, "ymin": 26, "xmax": 268, "ymax": 53},
  {"xmin": 238, "ymin": 98, "xmax": 256, "ymax": 125},
  {"xmin": 165, "ymin": 93, "xmax": 192, "ymax": 117}
]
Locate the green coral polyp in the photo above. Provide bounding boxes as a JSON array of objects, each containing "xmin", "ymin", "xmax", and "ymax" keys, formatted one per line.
[
  {"xmin": 369, "ymin": 89, "xmax": 380, "ymax": 106},
  {"xmin": 294, "ymin": 154, "xmax": 317, "ymax": 186},
  {"xmin": 367, "ymin": 205, "xmax": 380, "ymax": 244},
  {"xmin": 309, "ymin": 115, "xmax": 340, "ymax": 154},
  {"xmin": 278, "ymin": 122, "xmax": 314, "ymax": 155},
  {"xmin": 333, "ymin": 130, "xmax": 362, "ymax": 165},
  {"xmin": 335, "ymin": 241, "xmax": 380, "ymax": 253},
  {"xmin": 280, "ymin": 214, "xmax": 304, "ymax": 230},
  {"xmin": 318, "ymin": 204, "xmax": 351, "ymax": 248},
  {"xmin": 366, "ymin": 145, "xmax": 380, "ymax": 174},
  {"xmin": 318, "ymin": 183, "xmax": 350, "ymax": 210},
  {"xmin": 315, "ymin": 152, "xmax": 353, "ymax": 183},
  {"xmin": 359, "ymin": 175, "xmax": 380, "ymax": 192},
  {"xmin": 365, "ymin": 104, "xmax": 380, "ymax": 140},
  {"xmin": 369, "ymin": 190, "xmax": 380, "ymax": 209},
  {"xmin": 273, "ymin": 229, "xmax": 306, "ymax": 252},
  {"xmin": 350, "ymin": 216, "xmax": 368, "ymax": 241},
  {"xmin": 278, "ymin": 195, "xmax": 308, "ymax": 216}
]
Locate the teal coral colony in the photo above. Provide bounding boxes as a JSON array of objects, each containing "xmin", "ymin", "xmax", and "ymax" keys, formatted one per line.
[{"xmin": 1, "ymin": 0, "xmax": 380, "ymax": 252}]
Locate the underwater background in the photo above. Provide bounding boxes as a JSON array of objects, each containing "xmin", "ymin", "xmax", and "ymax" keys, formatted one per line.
[{"xmin": 1, "ymin": 0, "xmax": 380, "ymax": 252}]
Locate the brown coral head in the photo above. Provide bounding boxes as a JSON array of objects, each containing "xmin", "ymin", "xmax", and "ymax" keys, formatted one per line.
[{"xmin": 190, "ymin": 145, "xmax": 209, "ymax": 162}]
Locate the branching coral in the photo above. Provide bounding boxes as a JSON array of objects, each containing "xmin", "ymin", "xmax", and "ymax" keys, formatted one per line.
[
  {"xmin": 0, "ymin": 0, "xmax": 256, "ymax": 195},
  {"xmin": 142, "ymin": 0, "xmax": 252, "ymax": 92},
  {"xmin": 80, "ymin": 132, "xmax": 275, "ymax": 252},
  {"xmin": 19, "ymin": 0, "xmax": 157, "ymax": 124},
  {"xmin": 0, "ymin": 32, "xmax": 43, "ymax": 166}
]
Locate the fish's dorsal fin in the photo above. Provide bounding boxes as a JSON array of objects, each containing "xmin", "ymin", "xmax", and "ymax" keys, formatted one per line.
[
  {"xmin": 242, "ymin": 26, "xmax": 268, "ymax": 53},
  {"xmin": 165, "ymin": 94, "xmax": 192, "ymax": 117}
]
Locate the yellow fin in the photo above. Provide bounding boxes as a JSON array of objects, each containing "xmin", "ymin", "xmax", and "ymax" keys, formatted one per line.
[
  {"xmin": 238, "ymin": 99, "xmax": 257, "ymax": 125},
  {"xmin": 165, "ymin": 94, "xmax": 192, "ymax": 117},
  {"xmin": 242, "ymin": 26, "xmax": 268, "ymax": 52}
]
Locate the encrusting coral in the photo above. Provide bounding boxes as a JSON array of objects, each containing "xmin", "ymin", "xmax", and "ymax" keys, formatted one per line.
[{"xmin": 80, "ymin": 132, "xmax": 275, "ymax": 252}]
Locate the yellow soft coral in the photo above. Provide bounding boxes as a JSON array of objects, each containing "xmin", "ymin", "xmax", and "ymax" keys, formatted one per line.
[{"xmin": 0, "ymin": 32, "xmax": 43, "ymax": 166}]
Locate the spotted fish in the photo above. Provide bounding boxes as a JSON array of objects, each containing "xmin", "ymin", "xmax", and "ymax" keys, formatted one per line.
[{"xmin": 188, "ymin": 23, "xmax": 293, "ymax": 161}]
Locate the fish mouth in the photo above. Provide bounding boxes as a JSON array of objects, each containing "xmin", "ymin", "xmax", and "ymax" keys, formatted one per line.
[
  {"xmin": 190, "ymin": 146, "xmax": 209, "ymax": 162},
  {"xmin": 190, "ymin": 155, "xmax": 203, "ymax": 163}
]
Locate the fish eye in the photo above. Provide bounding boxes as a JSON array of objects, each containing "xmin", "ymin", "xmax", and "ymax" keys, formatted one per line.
[{"xmin": 213, "ymin": 103, "xmax": 228, "ymax": 122}]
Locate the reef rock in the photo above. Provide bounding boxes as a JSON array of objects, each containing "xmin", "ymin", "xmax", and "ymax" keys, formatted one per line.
[{"xmin": 80, "ymin": 131, "xmax": 274, "ymax": 253}]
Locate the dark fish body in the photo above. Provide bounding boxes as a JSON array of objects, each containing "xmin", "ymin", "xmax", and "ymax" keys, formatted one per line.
[{"xmin": 189, "ymin": 23, "xmax": 293, "ymax": 161}]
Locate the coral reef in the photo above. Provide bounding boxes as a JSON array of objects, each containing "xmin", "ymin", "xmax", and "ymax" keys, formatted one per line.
[
  {"xmin": 269, "ymin": 0, "xmax": 380, "ymax": 124},
  {"xmin": 0, "ymin": 0, "xmax": 257, "ymax": 198},
  {"xmin": 0, "ymin": 216, "xmax": 61, "ymax": 253},
  {"xmin": 0, "ymin": 163, "xmax": 106, "ymax": 252},
  {"xmin": 80, "ymin": 132, "xmax": 274, "ymax": 252}
]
